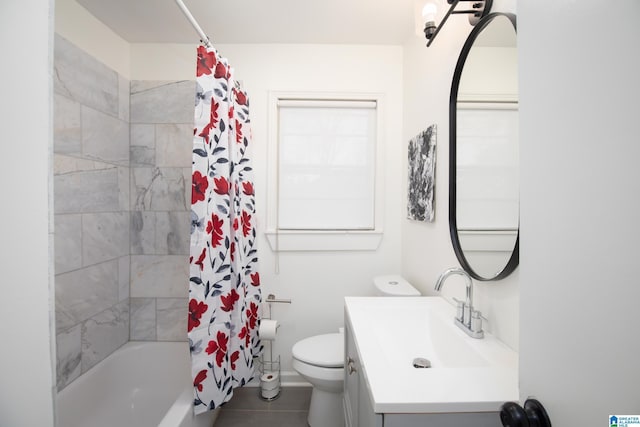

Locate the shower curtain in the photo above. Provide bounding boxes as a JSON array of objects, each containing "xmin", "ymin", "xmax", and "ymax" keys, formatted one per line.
[{"xmin": 189, "ymin": 45, "xmax": 262, "ymax": 414}]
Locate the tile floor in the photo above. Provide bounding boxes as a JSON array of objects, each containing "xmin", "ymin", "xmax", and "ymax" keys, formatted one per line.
[{"xmin": 215, "ymin": 386, "xmax": 312, "ymax": 427}]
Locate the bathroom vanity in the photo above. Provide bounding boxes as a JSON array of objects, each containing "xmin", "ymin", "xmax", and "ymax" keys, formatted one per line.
[{"xmin": 343, "ymin": 297, "xmax": 518, "ymax": 427}]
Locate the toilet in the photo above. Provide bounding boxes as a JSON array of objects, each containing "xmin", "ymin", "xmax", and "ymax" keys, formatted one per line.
[{"xmin": 291, "ymin": 275, "xmax": 420, "ymax": 427}]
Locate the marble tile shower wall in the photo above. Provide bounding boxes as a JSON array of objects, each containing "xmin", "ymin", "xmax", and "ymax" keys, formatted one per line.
[
  {"xmin": 53, "ymin": 35, "xmax": 130, "ymax": 390},
  {"xmin": 128, "ymin": 80, "xmax": 194, "ymax": 342},
  {"xmin": 53, "ymin": 35, "xmax": 195, "ymax": 391}
]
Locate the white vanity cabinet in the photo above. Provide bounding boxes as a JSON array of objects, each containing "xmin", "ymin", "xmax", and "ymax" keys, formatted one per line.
[
  {"xmin": 344, "ymin": 320, "xmax": 382, "ymax": 427},
  {"xmin": 343, "ymin": 298, "xmax": 517, "ymax": 427}
]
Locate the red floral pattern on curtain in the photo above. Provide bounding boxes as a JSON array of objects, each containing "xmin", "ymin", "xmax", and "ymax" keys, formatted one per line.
[{"xmin": 189, "ymin": 45, "xmax": 262, "ymax": 414}]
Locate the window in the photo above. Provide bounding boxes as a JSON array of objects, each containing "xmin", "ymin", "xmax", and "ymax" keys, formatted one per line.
[{"xmin": 266, "ymin": 94, "xmax": 383, "ymax": 251}]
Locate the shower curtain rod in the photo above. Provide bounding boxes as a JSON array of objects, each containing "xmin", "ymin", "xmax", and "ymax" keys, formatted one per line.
[{"xmin": 174, "ymin": 0, "xmax": 213, "ymax": 48}]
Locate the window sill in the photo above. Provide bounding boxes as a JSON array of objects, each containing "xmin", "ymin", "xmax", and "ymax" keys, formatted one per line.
[
  {"xmin": 457, "ymin": 229, "xmax": 518, "ymax": 251},
  {"xmin": 265, "ymin": 230, "xmax": 383, "ymax": 252}
]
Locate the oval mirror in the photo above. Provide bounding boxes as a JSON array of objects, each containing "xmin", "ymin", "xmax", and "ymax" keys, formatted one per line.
[{"xmin": 449, "ymin": 13, "xmax": 518, "ymax": 281}]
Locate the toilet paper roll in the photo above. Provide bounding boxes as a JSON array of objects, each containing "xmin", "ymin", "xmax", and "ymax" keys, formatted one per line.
[
  {"xmin": 259, "ymin": 319, "xmax": 279, "ymax": 340},
  {"xmin": 261, "ymin": 386, "xmax": 280, "ymax": 399},
  {"xmin": 260, "ymin": 372, "xmax": 280, "ymax": 390}
]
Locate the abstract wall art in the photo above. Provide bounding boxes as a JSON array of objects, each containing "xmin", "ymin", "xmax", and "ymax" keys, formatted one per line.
[{"xmin": 407, "ymin": 124, "xmax": 437, "ymax": 222}]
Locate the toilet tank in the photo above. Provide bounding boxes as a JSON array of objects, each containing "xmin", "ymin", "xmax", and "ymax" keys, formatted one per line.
[{"xmin": 373, "ymin": 275, "xmax": 420, "ymax": 296}]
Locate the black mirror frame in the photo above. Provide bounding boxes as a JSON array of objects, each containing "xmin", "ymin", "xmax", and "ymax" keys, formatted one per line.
[{"xmin": 449, "ymin": 12, "xmax": 519, "ymax": 281}]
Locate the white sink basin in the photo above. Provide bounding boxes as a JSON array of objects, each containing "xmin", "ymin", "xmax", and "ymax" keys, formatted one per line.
[
  {"xmin": 345, "ymin": 296, "xmax": 518, "ymax": 413},
  {"xmin": 370, "ymin": 303, "xmax": 489, "ymax": 368}
]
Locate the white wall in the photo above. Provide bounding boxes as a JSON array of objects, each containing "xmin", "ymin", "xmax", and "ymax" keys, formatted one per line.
[
  {"xmin": 0, "ymin": 0, "xmax": 56, "ymax": 426},
  {"xmin": 55, "ymin": 0, "xmax": 131, "ymax": 78},
  {"xmin": 519, "ymin": 1, "xmax": 640, "ymax": 424},
  {"xmin": 459, "ymin": 47, "xmax": 518, "ymax": 99},
  {"xmin": 130, "ymin": 44, "xmax": 195, "ymax": 81},
  {"xmin": 401, "ymin": 1, "xmax": 519, "ymax": 351}
]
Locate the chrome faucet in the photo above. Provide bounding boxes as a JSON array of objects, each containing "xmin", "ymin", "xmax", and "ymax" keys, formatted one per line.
[{"xmin": 434, "ymin": 267, "xmax": 484, "ymax": 339}]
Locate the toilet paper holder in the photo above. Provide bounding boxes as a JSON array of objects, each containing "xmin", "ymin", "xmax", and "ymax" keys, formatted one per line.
[
  {"xmin": 257, "ymin": 355, "xmax": 281, "ymax": 401},
  {"xmin": 256, "ymin": 294, "xmax": 286, "ymax": 401},
  {"xmin": 265, "ymin": 293, "xmax": 291, "ymax": 304}
]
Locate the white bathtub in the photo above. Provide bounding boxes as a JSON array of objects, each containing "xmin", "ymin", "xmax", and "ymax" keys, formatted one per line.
[{"xmin": 56, "ymin": 341, "xmax": 219, "ymax": 427}]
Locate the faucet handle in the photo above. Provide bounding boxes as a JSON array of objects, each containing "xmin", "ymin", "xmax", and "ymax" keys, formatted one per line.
[
  {"xmin": 471, "ymin": 310, "xmax": 483, "ymax": 334},
  {"xmin": 452, "ymin": 297, "xmax": 465, "ymax": 322}
]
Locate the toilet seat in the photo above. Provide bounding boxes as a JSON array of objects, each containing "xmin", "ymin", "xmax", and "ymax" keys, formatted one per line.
[
  {"xmin": 292, "ymin": 333, "xmax": 343, "ymax": 368},
  {"xmin": 292, "ymin": 358, "xmax": 344, "ymax": 384}
]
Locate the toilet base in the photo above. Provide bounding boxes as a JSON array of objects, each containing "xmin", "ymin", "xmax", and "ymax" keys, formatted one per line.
[{"xmin": 308, "ymin": 387, "xmax": 344, "ymax": 427}]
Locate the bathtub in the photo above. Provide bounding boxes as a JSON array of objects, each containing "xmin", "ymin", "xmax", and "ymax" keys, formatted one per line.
[{"xmin": 56, "ymin": 341, "xmax": 219, "ymax": 427}]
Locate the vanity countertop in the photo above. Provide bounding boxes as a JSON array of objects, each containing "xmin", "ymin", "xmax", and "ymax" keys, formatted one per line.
[{"xmin": 344, "ymin": 296, "xmax": 518, "ymax": 414}]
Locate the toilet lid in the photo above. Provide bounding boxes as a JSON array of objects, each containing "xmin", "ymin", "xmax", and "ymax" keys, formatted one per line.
[{"xmin": 292, "ymin": 333, "xmax": 344, "ymax": 368}]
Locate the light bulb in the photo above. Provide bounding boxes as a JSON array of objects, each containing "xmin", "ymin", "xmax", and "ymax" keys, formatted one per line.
[
  {"xmin": 421, "ymin": 2, "xmax": 438, "ymax": 22},
  {"xmin": 422, "ymin": 1, "xmax": 438, "ymax": 40}
]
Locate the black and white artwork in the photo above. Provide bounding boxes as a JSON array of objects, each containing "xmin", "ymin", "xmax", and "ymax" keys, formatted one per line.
[{"xmin": 407, "ymin": 125, "xmax": 437, "ymax": 222}]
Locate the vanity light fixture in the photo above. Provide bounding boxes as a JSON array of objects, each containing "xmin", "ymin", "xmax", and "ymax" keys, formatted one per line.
[
  {"xmin": 423, "ymin": 0, "xmax": 493, "ymax": 47},
  {"xmin": 422, "ymin": 2, "xmax": 438, "ymax": 40}
]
